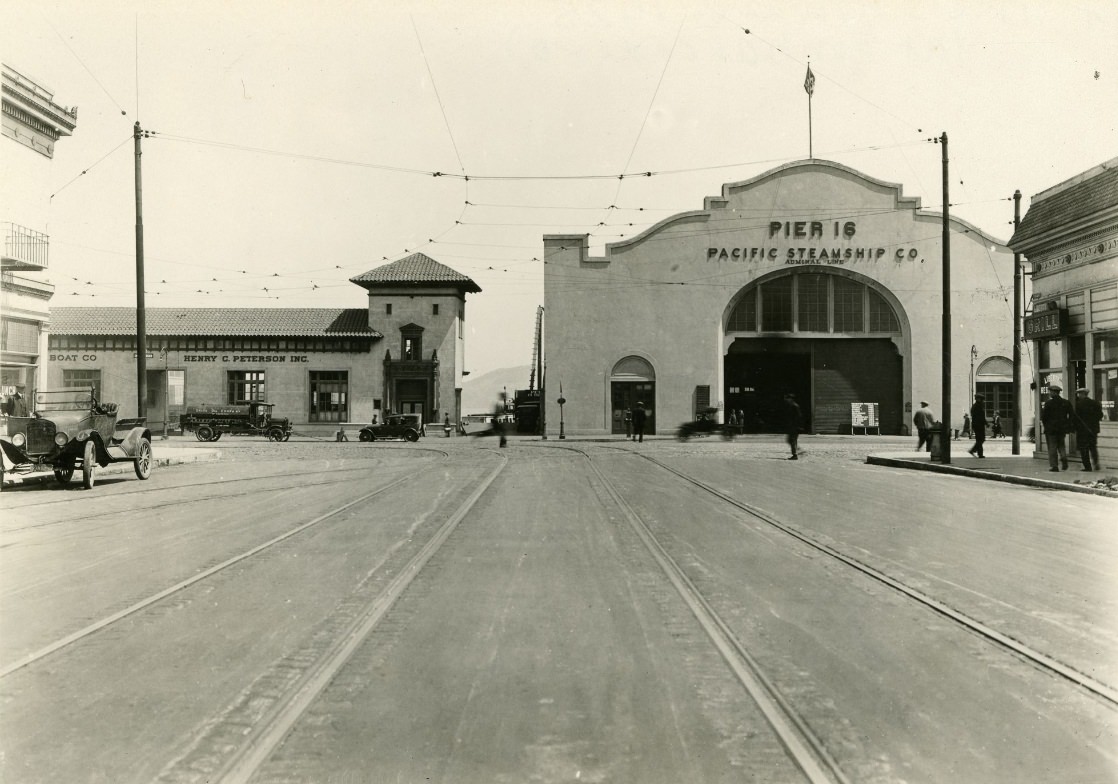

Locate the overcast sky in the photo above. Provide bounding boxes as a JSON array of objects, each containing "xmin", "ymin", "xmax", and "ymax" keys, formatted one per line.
[{"xmin": 4, "ymin": 0, "xmax": 1116, "ymax": 376}]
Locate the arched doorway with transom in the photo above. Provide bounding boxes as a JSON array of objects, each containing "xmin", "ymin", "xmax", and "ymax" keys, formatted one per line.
[{"xmin": 609, "ymin": 355, "xmax": 656, "ymax": 435}]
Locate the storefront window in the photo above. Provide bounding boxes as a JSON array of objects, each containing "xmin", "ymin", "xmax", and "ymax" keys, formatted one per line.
[
  {"xmin": 309, "ymin": 371, "xmax": 348, "ymax": 422},
  {"xmin": 228, "ymin": 371, "xmax": 265, "ymax": 404},
  {"xmin": 1094, "ymin": 331, "xmax": 1118, "ymax": 421},
  {"xmin": 1094, "ymin": 368, "xmax": 1118, "ymax": 422},
  {"xmin": 1095, "ymin": 331, "xmax": 1118, "ymax": 363},
  {"xmin": 1037, "ymin": 338, "xmax": 1063, "ymax": 370},
  {"xmin": 62, "ymin": 369, "xmax": 102, "ymax": 398}
]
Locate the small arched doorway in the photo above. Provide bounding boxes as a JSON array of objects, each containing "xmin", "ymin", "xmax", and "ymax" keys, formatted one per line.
[
  {"xmin": 610, "ymin": 356, "xmax": 656, "ymax": 435},
  {"xmin": 975, "ymin": 356, "xmax": 1014, "ymax": 432}
]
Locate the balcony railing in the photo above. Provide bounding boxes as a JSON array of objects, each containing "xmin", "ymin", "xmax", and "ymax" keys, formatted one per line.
[{"xmin": 2, "ymin": 223, "xmax": 49, "ymax": 271}]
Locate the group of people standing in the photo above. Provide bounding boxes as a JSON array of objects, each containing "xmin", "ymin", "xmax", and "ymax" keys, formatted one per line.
[
  {"xmin": 914, "ymin": 385, "xmax": 1105, "ymax": 471},
  {"xmin": 1041, "ymin": 385, "xmax": 1103, "ymax": 472}
]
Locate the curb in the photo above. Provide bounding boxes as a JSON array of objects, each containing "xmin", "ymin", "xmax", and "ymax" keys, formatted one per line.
[{"xmin": 866, "ymin": 455, "xmax": 1118, "ymax": 499}]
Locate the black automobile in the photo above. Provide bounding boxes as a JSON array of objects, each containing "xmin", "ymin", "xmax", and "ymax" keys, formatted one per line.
[
  {"xmin": 358, "ymin": 414, "xmax": 424, "ymax": 442},
  {"xmin": 677, "ymin": 407, "xmax": 736, "ymax": 441},
  {"xmin": 1, "ymin": 388, "xmax": 153, "ymax": 489}
]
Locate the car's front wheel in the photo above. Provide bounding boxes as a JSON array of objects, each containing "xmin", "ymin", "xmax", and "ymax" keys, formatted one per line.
[
  {"xmin": 404, "ymin": 430, "xmax": 419, "ymax": 442},
  {"xmin": 82, "ymin": 440, "xmax": 97, "ymax": 489},
  {"xmin": 134, "ymin": 438, "xmax": 153, "ymax": 480},
  {"xmin": 358, "ymin": 430, "xmax": 374, "ymax": 442}
]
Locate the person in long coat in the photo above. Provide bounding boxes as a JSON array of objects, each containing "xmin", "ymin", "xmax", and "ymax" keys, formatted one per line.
[
  {"xmin": 1073, "ymin": 387, "xmax": 1104, "ymax": 471},
  {"xmin": 967, "ymin": 394, "xmax": 987, "ymax": 458},
  {"xmin": 630, "ymin": 402, "xmax": 647, "ymax": 443},
  {"xmin": 1041, "ymin": 384, "xmax": 1074, "ymax": 471},
  {"xmin": 784, "ymin": 393, "xmax": 802, "ymax": 460}
]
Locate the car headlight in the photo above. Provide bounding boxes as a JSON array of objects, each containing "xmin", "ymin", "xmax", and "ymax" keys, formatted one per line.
[
  {"xmin": 12, "ymin": 433, "xmax": 25, "ymax": 447},
  {"xmin": 55, "ymin": 432, "xmax": 70, "ymax": 446}
]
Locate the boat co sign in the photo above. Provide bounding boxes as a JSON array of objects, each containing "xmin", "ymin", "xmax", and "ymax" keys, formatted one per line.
[{"xmin": 706, "ymin": 220, "xmax": 923, "ymax": 265}]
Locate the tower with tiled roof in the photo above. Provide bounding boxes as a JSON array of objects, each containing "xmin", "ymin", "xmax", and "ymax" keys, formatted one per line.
[{"xmin": 351, "ymin": 253, "xmax": 481, "ymax": 426}]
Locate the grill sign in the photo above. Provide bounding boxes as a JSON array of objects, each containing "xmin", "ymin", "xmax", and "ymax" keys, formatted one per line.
[{"xmin": 1024, "ymin": 309, "xmax": 1067, "ymax": 339}]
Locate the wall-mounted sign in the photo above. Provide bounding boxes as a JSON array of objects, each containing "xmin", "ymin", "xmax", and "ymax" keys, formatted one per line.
[{"xmin": 1023, "ymin": 309, "xmax": 1068, "ymax": 339}]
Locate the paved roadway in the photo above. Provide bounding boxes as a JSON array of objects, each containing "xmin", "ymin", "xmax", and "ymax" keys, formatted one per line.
[{"xmin": 1, "ymin": 435, "xmax": 1115, "ymax": 783}]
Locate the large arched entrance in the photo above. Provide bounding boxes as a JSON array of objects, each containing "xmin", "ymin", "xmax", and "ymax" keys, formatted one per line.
[{"xmin": 724, "ymin": 270, "xmax": 908, "ymax": 434}]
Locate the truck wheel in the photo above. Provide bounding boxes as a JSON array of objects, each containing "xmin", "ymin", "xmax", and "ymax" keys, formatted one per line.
[
  {"xmin": 282, "ymin": 432, "xmax": 291, "ymax": 442},
  {"xmin": 267, "ymin": 428, "xmax": 284, "ymax": 442},
  {"xmin": 82, "ymin": 440, "xmax": 97, "ymax": 489},
  {"xmin": 134, "ymin": 438, "xmax": 153, "ymax": 479},
  {"xmin": 54, "ymin": 465, "xmax": 75, "ymax": 484},
  {"xmin": 196, "ymin": 425, "xmax": 214, "ymax": 442},
  {"xmin": 211, "ymin": 432, "xmax": 222, "ymax": 441}
]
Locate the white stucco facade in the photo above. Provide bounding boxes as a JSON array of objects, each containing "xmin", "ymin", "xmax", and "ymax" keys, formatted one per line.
[{"xmin": 543, "ymin": 160, "xmax": 1030, "ymax": 438}]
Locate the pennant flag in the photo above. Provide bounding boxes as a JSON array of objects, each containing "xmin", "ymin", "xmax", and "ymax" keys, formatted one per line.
[{"xmin": 804, "ymin": 65, "xmax": 815, "ymax": 96}]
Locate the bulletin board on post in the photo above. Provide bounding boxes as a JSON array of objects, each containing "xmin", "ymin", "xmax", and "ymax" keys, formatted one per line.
[{"xmin": 850, "ymin": 402, "xmax": 880, "ymax": 435}]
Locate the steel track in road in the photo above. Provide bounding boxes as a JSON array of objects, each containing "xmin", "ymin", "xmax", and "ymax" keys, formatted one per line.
[
  {"xmin": 527, "ymin": 441, "xmax": 850, "ymax": 784},
  {"xmin": 0, "ymin": 465, "xmax": 438, "ymax": 533},
  {"xmin": 157, "ymin": 454, "xmax": 508, "ymax": 784},
  {"xmin": 0, "ymin": 455, "xmax": 459, "ymax": 680},
  {"xmin": 0, "ymin": 447, "xmax": 451, "ymax": 511},
  {"xmin": 612, "ymin": 445, "xmax": 1118, "ymax": 710}
]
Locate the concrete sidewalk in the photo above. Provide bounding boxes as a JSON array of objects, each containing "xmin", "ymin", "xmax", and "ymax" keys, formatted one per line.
[{"xmin": 867, "ymin": 442, "xmax": 1118, "ymax": 499}]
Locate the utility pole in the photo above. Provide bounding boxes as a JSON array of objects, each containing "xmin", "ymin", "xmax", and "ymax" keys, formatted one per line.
[
  {"xmin": 940, "ymin": 132, "xmax": 952, "ymax": 464},
  {"xmin": 1012, "ymin": 190, "xmax": 1022, "ymax": 455},
  {"xmin": 134, "ymin": 121, "xmax": 148, "ymax": 418}
]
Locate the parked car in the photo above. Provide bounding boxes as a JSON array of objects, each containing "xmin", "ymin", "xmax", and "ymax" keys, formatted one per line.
[
  {"xmin": 0, "ymin": 388, "xmax": 153, "ymax": 490},
  {"xmin": 358, "ymin": 414, "xmax": 424, "ymax": 442},
  {"xmin": 677, "ymin": 407, "xmax": 736, "ymax": 441}
]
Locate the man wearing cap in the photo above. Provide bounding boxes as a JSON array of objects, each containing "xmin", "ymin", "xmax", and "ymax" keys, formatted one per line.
[
  {"xmin": 913, "ymin": 400, "xmax": 936, "ymax": 453},
  {"xmin": 967, "ymin": 394, "xmax": 987, "ymax": 458},
  {"xmin": 630, "ymin": 402, "xmax": 647, "ymax": 443},
  {"xmin": 1040, "ymin": 384, "xmax": 1074, "ymax": 471},
  {"xmin": 1073, "ymin": 387, "xmax": 1103, "ymax": 471}
]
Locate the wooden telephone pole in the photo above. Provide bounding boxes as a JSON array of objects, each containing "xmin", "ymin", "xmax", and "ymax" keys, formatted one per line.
[{"xmin": 134, "ymin": 121, "xmax": 148, "ymax": 418}]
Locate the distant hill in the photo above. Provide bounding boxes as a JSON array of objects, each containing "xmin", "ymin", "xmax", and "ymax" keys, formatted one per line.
[{"xmin": 460, "ymin": 365, "xmax": 534, "ymax": 414}]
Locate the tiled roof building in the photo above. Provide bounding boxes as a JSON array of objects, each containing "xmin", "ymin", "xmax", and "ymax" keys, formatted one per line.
[
  {"xmin": 45, "ymin": 256, "xmax": 480, "ymax": 434},
  {"xmin": 51, "ymin": 308, "xmax": 380, "ymax": 337}
]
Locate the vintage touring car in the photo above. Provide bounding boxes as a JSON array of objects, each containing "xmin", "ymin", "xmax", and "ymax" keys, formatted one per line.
[{"xmin": 0, "ymin": 388, "xmax": 153, "ymax": 490}]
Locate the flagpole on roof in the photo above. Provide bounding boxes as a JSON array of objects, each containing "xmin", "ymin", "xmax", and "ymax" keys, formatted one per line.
[{"xmin": 804, "ymin": 59, "xmax": 815, "ymax": 159}]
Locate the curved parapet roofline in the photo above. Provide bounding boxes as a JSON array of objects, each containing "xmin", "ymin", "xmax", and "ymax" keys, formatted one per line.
[{"xmin": 545, "ymin": 158, "xmax": 1009, "ymax": 264}]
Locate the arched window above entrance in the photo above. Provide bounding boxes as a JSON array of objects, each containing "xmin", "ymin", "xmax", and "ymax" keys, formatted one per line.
[
  {"xmin": 728, "ymin": 271, "xmax": 901, "ymax": 335},
  {"xmin": 611, "ymin": 355, "xmax": 655, "ymax": 381}
]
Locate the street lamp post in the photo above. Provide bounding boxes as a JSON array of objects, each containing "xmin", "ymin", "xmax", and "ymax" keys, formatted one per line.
[
  {"xmin": 970, "ymin": 345, "xmax": 977, "ymax": 400},
  {"xmin": 557, "ymin": 383, "xmax": 566, "ymax": 440},
  {"xmin": 161, "ymin": 346, "xmax": 168, "ymax": 440}
]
